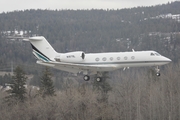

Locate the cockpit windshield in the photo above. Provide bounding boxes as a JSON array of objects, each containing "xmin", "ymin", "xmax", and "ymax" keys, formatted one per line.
[
  {"xmin": 150, "ymin": 52, "xmax": 161, "ymax": 56},
  {"xmin": 155, "ymin": 53, "xmax": 160, "ymax": 56},
  {"xmin": 151, "ymin": 53, "xmax": 155, "ymax": 56}
]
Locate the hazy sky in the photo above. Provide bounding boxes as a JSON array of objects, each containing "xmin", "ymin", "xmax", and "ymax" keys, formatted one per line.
[{"xmin": 0, "ymin": 0, "xmax": 176, "ymax": 13}]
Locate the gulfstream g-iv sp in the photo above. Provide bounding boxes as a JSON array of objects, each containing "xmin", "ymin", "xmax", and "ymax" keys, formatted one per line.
[{"xmin": 29, "ymin": 36, "xmax": 171, "ymax": 82}]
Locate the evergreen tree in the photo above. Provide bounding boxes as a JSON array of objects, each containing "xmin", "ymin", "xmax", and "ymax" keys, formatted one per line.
[
  {"xmin": 5, "ymin": 66, "xmax": 27, "ymax": 104},
  {"xmin": 39, "ymin": 67, "xmax": 55, "ymax": 97}
]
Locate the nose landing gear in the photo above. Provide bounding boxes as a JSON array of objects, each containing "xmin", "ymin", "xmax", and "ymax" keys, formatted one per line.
[{"xmin": 155, "ymin": 66, "xmax": 160, "ymax": 76}]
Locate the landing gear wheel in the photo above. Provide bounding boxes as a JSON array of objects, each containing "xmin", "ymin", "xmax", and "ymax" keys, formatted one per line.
[
  {"xmin": 156, "ymin": 73, "xmax": 160, "ymax": 76},
  {"xmin": 83, "ymin": 75, "xmax": 90, "ymax": 81},
  {"xmin": 155, "ymin": 66, "xmax": 161, "ymax": 77},
  {"xmin": 96, "ymin": 77, "xmax": 102, "ymax": 82}
]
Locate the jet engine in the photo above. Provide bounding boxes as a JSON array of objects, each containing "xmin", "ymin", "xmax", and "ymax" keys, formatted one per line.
[{"xmin": 58, "ymin": 51, "xmax": 85, "ymax": 63}]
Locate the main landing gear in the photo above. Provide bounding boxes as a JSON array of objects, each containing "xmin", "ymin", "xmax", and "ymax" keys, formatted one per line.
[
  {"xmin": 155, "ymin": 66, "xmax": 160, "ymax": 76},
  {"xmin": 96, "ymin": 77, "xmax": 102, "ymax": 82},
  {"xmin": 83, "ymin": 75, "xmax": 90, "ymax": 81},
  {"xmin": 83, "ymin": 75, "xmax": 102, "ymax": 82}
]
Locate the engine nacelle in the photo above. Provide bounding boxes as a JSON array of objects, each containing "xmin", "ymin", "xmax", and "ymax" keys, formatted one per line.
[{"xmin": 57, "ymin": 51, "xmax": 85, "ymax": 63}]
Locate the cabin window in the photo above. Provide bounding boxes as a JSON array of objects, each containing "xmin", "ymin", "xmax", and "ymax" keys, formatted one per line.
[
  {"xmin": 117, "ymin": 57, "xmax": 120, "ymax": 60},
  {"xmin": 124, "ymin": 56, "xmax": 128, "ymax": 60},
  {"xmin": 95, "ymin": 58, "xmax": 99, "ymax": 61},
  {"xmin": 110, "ymin": 57, "xmax": 113, "ymax": 61},
  {"xmin": 131, "ymin": 56, "xmax": 135, "ymax": 60},
  {"xmin": 102, "ymin": 57, "xmax": 107, "ymax": 61}
]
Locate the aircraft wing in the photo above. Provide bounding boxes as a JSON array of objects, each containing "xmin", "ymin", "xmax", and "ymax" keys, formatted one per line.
[{"xmin": 37, "ymin": 61, "xmax": 118, "ymax": 74}]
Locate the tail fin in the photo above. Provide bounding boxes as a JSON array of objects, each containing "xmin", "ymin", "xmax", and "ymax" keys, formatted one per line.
[{"xmin": 29, "ymin": 36, "xmax": 57, "ymax": 62}]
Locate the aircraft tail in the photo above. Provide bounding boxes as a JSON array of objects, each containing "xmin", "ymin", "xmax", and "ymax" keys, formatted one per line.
[{"xmin": 29, "ymin": 36, "xmax": 57, "ymax": 62}]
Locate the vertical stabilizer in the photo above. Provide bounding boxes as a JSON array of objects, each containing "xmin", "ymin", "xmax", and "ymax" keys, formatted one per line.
[{"xmin": 29, "ymin": 36, "xmax": 57, "ymax": 62}]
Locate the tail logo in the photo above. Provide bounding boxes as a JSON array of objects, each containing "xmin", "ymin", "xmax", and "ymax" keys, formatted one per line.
[{"xmin": 31, "ymin": 43, "xmax": 51, "ymax": 62}]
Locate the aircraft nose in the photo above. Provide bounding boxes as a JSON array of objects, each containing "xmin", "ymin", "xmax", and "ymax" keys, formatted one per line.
[{"xmin": 164, "ymin": 57, "xmax": 172, "ymax": 63}]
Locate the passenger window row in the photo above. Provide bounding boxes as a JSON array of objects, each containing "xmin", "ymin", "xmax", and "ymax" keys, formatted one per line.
[{"xmin": 95, "ymin": 56, "xmax": 135, "ymax": 61}]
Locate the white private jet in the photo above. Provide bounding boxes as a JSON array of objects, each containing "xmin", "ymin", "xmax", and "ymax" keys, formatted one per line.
[{"xmin": 29, "ymin": 36, "xmax": 171, "ymax": 82}]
